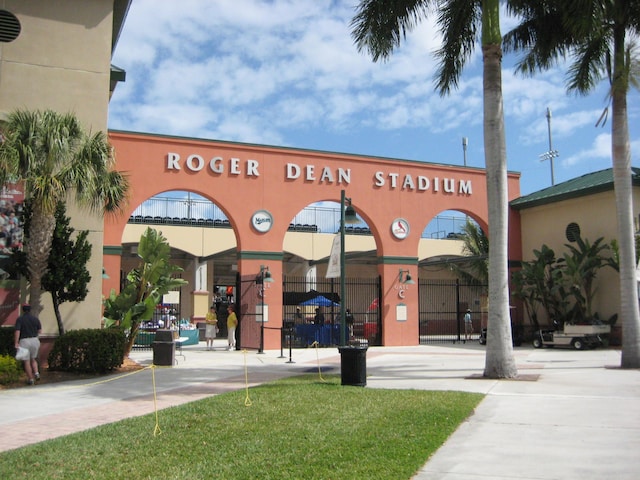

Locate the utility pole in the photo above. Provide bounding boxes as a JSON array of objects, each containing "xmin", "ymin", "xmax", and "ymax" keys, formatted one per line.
[
  {"xmin": 539, "ymin": 107, "xmax": 559, "ymax": 186},
  {"xmin": 462, "ymin": 137, "xmax": 468, "ymax": 167}
]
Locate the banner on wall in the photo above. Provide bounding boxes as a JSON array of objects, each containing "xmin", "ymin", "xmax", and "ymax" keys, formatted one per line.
[{"xmin": 0, "ymin": 182, "xmax": 25, "ymax": 325}]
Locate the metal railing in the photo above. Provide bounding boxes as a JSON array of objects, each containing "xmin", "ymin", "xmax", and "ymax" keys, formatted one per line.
[{"xmin": 129, "ymin": 195, "xmax": 469, "ymax": 239}]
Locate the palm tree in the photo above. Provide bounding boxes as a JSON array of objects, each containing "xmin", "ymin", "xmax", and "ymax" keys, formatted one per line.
[
  {"xmin": 504, "ymin": 0, "xmax": 640, "ymax": 368},
  {"xmin": 351, "ymin": 0, "xmax": 518, "ymax": 378},
  {"xmin": 451, "ymin": 219, "xmax": 489, "ymax": 286},
  {"xmin": 0, "ymin": 109, "xmax": 129, "ymax": 315},
  {"xmin": 103, "ymin": 227, "xmax": 188, "ymax": 357}
]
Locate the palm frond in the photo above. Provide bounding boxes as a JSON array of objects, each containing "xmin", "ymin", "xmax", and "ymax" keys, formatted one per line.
[
  {"xmin": 351, "ymin": 0, "xmax": 434, "ymax": 62},
  {"xmin": 503, "ymin": 5, "xmax": 572, "ymax": 76},
  {"xmin": 433, "ymin": 0, "xmax": 481, "ymax": 95},
  {"xmin": 630, "ymin": 39, "xmax": 640, "ymax": 91},
  {"xmin": 567, "ymin": 34, "xmax": 611, "ymax": 94}
]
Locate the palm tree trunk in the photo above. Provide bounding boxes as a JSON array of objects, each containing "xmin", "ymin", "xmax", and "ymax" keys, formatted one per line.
[
  {"xmin": 124, "ymin": 323, "xmax": 139, "ymax": 358},
  {"xmin": 481, "ymin": 9, "xmax": 517, "ymax": 378},
  {"xmin": 27, "ymin": 207, "xmax": 56, "ymax": 316},
  {"xmin": 611, "ymin": 29, "xmax": 640, "ymax": 368}
]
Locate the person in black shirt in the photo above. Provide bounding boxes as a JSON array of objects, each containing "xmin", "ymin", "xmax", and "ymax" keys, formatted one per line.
[
  {"xmin": 14, "ymin": 304, "xmax": 42, "ymax": 385},
  {"xmin": 345, "ymin": 308, "xmax": 355, "ymax": 339},
  {"xmin": 314, "ymin": 307, "xmax": 325, "ymax": 325}
]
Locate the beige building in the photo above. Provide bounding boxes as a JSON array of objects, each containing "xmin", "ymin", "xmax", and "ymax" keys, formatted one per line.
[
  {"xmin": 0, "ymin": 1, "xmax": 131, "ymax": 336},
  {"xmin": 511, "ymin": 168, "xmax": 640, "ymax": 335}
]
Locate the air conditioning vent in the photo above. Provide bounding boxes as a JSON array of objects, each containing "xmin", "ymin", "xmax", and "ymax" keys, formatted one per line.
[
  {"xmin": 0, "ymin": 10, "xmax": 21, "ymax": 43},
  {"xmin": 565, "ymin": 222, "xmax": 581, "ymax": 242}
]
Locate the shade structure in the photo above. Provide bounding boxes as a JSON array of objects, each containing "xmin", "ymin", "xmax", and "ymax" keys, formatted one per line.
[{"xmin": 299, "ymin": 295, "xmax": 340, "ymax": 307}]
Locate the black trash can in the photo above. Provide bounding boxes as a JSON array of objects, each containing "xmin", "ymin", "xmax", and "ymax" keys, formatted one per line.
[
  {"xmin": 196, "ymin": 322, "xmax": 207, "ymax": 342},
  {"xmin": 153, "ymin": 329, "xmax": 175, "ymax": 366},
  {"xmin": 338, "ymin": 344, "xmax": 368, "ymax": 387}
]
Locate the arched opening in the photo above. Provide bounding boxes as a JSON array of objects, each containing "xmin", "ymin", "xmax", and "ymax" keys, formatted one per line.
[
  {"xmin": 417, "ymin": 209, "xmax": 487, "ymax": 344},
  {"xmin": 121, "ymin": 190, "xmax": 239, "ymax": 333},
  {"xmin": 282, "ymin": 200, "xmax": 380, "ymax": 345}
]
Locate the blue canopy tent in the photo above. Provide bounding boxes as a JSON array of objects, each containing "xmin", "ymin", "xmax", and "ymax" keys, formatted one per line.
[
  {"xmin": 296, "ymin": 294, "xmax": 341, "ymax": 345},
  {"xmin": 298, "ymin": 295, "xmax": 339, "ymax": 307}
]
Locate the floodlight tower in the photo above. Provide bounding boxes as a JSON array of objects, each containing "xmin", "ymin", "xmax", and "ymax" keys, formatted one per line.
[
  {"xmin": 462, "ymin": 137, "xmax": 468, "ymax": 166},
  {"xmin": 539, "ymin": 107, "xmax": 559, "ymax": 186}
]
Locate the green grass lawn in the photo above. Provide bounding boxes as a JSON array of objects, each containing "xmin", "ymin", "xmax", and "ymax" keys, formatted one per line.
[{"xmin": 0, "ymin": 375, "xmax": 483, "ymax": 479}]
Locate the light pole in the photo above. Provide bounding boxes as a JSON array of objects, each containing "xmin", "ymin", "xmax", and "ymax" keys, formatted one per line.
[
  {"xmin": 183, "ymin": 191, "xmax": 194, "ymax": 220},
  {"xmin": 539, "ymin": 107, "xmax": 559, "ymax": 186},
  {"xmin": 256, "ymin": 265, "xmax": 273, "ymax": 353},
  {"xmin": 462, "ymin": 137, "xmax": 468, "ymax": 167},
  {"xmin": 339, "ymin": 190, "xmax": 358, "ymax": 346}
]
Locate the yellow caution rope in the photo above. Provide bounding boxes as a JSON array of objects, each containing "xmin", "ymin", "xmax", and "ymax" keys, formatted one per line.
[
  {"xmin": 311, "ymin": 341, "xmax": 328, "ymax": 383},
  {"xmin": 151, "ymin": 364, "xmax": 162, "ymax": 437},
  {"xmin": 243, "ymin": 349, "xmax": 252, "ymax": 406}
]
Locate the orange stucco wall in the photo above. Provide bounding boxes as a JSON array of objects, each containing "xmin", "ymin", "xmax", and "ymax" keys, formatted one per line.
[{"xmin": 104, "ymin": 130, "xmax": 522, "ymax": 348}]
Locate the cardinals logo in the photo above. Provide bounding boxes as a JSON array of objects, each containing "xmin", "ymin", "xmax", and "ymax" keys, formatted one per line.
[{"xmin": 391, "ymin": 218, "xmax": 409, "ymax": 239}]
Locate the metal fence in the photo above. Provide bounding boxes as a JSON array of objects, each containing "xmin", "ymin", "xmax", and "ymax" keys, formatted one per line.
[
  {"xmin": 418, "ymin": 279, "xmax": 487, "ymax": 344},
  {"xmin": 282, "ymin": 275, "xmax": 382, "ymax": 347}
]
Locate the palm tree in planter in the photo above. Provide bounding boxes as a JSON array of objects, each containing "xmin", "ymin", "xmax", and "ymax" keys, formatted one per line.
[
  {"xmin": 561, "ymin": 236, "xmax": 619, "ymax": 325},
  {"xmin": 512, "ymin": 244, "xmax": 569, "ymax": 333},
  {"xmin": 513, "ymin": 238, "xmax": 619, "ymax": 339},
  {"xmin": 351, "ymin": 0, "xmax": 517, "ymax": 377},
  {"xmin": 0, "ymin": 109, "xmax": 129, "ymax": 315},
  {"xmin": 103, "ymin": 227, "xmax": 188, "ymax": 357}
]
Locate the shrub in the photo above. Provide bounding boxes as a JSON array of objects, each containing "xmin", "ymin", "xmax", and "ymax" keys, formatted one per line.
[
  {"xmin": 0, "ymin": 354, "xmax": 22, "ymax": 385},
  {"xmin": 48, "ymin": 328, "xmax": 126, "ymax": 374},
  {"xmin": 0, "ymin": 326, "xmax": 17, "ymax": 357}
]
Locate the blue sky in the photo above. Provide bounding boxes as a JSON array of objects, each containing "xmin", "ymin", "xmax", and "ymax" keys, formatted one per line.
[{"xmin": 108, "ymin": 0, "xmax": 639, "ymax": 197}]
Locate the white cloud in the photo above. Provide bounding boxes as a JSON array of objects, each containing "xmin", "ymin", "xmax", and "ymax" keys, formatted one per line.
[
  {"xmin": 109, "ymin": 0, "xmax": 640, "ymax": 196},
  {"xmin": 562, "ymin": 133, "xmax": 611, "ymax": 167}
]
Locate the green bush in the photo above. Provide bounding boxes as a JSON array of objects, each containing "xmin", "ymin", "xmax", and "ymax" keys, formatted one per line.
[
  {"xmin": 48, "ymin": 328, "xmax": 126, "ymax": 374},
  {"xmin": 0, "ymin": 326, "xmax": 17, "ymax": 357},
  {"xmin": 0, "ymin": 354, "xmax": 22, "ymax": 385}
]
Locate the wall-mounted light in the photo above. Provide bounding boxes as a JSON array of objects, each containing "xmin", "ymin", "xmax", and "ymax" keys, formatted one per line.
[
  {"xmin": 257, "ymin": 264, "xmax": 273, "ymax": 354},
  {"xmin": 255, "ymin": 265, "xmax": 274, "ymax": 284},
  {"xmin": 102, "ymin": 268, "xmax": 110, "ymax": 279},
  {"xmin": 398, "ymin": 269, "xmax": 415, "ymax": 285},
  {"xmin": 262, "ymin": 265, "xmax": 274, "ymax": 283},
  {"xmin": 344, "ymin": 197, "xmax": 359, "ymax": 225}
]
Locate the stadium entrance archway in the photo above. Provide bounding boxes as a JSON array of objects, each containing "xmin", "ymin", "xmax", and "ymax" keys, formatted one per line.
[{"xmin": 104, "ymin": 130, "xmax": 522, "ymax": 349}]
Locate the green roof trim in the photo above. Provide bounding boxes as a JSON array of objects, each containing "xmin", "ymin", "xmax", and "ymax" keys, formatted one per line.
[
  {"xmin": 510, "ymin": 167, "xmax": 640, "ymax": 210},
  {"xmin": 103, "ymin": 245, "xmax": 123, "ymax": 255},
  {"xmin": 238, "ymin": 251, "xmax": 284, "ymax": 261},
  {"xmin": 377, "ymin": 256, "xmax": 418, "ymax": 265}
]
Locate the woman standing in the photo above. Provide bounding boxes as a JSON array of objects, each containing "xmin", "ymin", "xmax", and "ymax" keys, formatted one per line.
[
  {"xmin": 205, "ymin": 305, "xmax": 218, "ymax": 350},
  {"xmin": 226, "ymin": 305, "xmax": 238, "ymax": 351}
]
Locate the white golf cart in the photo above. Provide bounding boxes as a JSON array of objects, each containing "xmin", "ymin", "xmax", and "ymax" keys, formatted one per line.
[{"xmin": 532, "ymin": 323, "xmax": 610, "ymax": 350}]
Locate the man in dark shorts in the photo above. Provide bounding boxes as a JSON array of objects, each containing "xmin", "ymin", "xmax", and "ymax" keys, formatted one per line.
[{"xmin": 14, "ymin": 304, "xmax": 42, "ymax": 385}]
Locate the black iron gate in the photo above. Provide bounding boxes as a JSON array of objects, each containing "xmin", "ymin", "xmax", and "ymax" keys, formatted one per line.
[
  {"xmin": 418, "ymin": 279, "xmax": 486, "ymax": 344},
  {"xmin": 282, "ymin": 275, "xmax": 382, "ymax": 347}
]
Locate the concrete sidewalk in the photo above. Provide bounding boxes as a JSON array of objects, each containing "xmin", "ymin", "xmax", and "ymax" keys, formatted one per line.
[{"xmin": 1, "ymin": 340, "xmax": 638, "ymax": 479}]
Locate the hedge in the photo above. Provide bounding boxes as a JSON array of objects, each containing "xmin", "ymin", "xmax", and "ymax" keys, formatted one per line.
[{"xmin": 48, "ymin": 328, "xmax": 126, "ymax": 373}]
